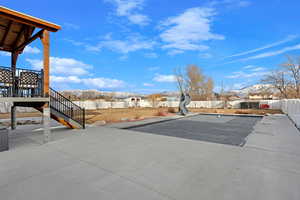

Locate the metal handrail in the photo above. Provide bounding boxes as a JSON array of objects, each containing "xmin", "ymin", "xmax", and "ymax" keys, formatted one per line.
[
  {"xmin": 0, "ymin": 66, "xmax": 41, "ymax": 73},
  {"xmin": 50, "ymin": 88, "xmax": 85, "ymax": 128},
  {"xmin": 0, "ymin": 66, "xmax": 43, "ymax": 97}
]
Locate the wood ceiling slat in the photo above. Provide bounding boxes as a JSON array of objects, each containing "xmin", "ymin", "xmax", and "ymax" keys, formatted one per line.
[
  {"xmin": 0, "ymin": 20, "xmax": 12, "ymax": 46},
  {"xmin": 12, "ymin": 24, "xmax": 27, "ymax": 49},
  {"xmin": 0, "ymin": 7, "xmax": 60, "ymax": 53}
]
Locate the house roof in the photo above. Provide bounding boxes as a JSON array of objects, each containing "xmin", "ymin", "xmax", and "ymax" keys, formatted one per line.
[{"xmin": 0, "ymin": 6, "xmax": 61, "ymax": 53}]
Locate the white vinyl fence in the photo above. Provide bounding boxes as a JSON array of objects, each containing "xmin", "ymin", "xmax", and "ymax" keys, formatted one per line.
[
  {"xmin": 0, "ymin": 99, "xmax": 286, "ymax": 113},
  {"xmin": 280, "ymin": 99, "xmax": 300, "ymax": 128},
  {"xmin": 1, "ymin": 99, "xmax": 300, "ymax": 127}
]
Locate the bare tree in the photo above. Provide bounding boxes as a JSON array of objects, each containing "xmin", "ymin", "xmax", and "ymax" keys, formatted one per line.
[
  {"xmin": 261, "ymin": 55, "xmax": 300, "ymax": 99},
  {"xmin": 205, "ymin": 77, "xmax": 214, "ymax": 100},
  {"xmin": 282, "ymin": 56, "xmax": 300, "ymax": 98},
  {"xmin": 186, "ymin": 65, "xmax": 205, "ymax": 98},
  {"xmin": 186, "ymin": 65, "xmax": 214, "ymax": 100},
  {"xmin": 174, "ymin": 67, "xmax": 188, "ymax": 94},
  {"xmin": 262, "ymin": 70, "xmax": 289, "ymax": 99},
  {"xmin": 174, "ymin": 65, "xmax": 215, "ymax": 100},
  {"xmin": 147, "ymin": 94, "xmax": 162, "ymax": 108}
]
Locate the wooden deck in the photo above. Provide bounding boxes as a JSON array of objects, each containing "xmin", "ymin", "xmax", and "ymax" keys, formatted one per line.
[{"xmin": 0, "ymin": 97, "xmax": 49, "ymax": 103}]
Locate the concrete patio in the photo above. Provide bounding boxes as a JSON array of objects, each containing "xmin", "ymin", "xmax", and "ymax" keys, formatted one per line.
[{"xmin": 1, "ymin": 114, "xmax": 300, "ymax": 200}]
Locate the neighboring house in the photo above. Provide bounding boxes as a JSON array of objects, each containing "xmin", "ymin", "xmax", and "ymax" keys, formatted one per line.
[
  {"xmin": 165, "ymin": 96, "xmax": 180, "ymax": 101},
  {"xmin": 248, "ymin": 93, "xmax": 277, "ymax": 100},
  {"xmin": 124, "ymin": 96, "xmax": 142, "ymax": 107}
]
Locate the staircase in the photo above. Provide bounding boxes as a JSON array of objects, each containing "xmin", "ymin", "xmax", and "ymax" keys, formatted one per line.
[
  {"xmin": 33, "ymin": 88, "xmax": 85, "ymax": 129},
  {"xmin": 48, "ymin": 88, "xmax": 85, "ymax": 129}
]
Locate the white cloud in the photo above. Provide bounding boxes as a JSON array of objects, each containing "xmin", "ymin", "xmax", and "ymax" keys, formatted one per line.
[
  {"xmin": 153, "ymin": 74, "xmax": 177, "ymax": 83},
  {"xmin": 242, "ymin": 65, "xmax": 265, "ymax": 72},
  {"xmin": 143, "ymin": 83, "xmax": 154, "ymax": 87},
  {"xmin": 225, "ymin": 35, "xmax": 298, "ymax": 59},
  {"xmin": 208, "ymin": 0, "xmax": 252, "ymax": 9},
  {"xmin": 87, "ymin": 35, "xmax": 155, "ymax": 54},
  {"xmin": 241, "ymin": 43, "xmax": 300, "ymax": 61},
  {"xmin": 0, "ymin": 51, "xmax": 10, "ymax": 56},
  {"xmin": 243, "ymin": 65, "xmax": 255, "ymax": 69},
  {"xmin": 82, "ymin": 78, "xmax": 125, "ymax": 88},
  {"xmin": 23, "ymin": 46, "xmax": 41, "ymax": 54},
  {"xmin": 105, "ymin": 0, "xmax": 150, "ymax": 26},
  {"xmin": 27, "ymin": 56, "xmax": 126, "ymax": 89},
  {"xmin": 1, "ymin": 46, "xmax": 40, "ymax": 55},
  {"xmin": 26, "ymin": 57, "xmax": 92, "ymax": 76},
  {"xmin": 51, "ymin": 76, "xmax": 125, "ymax": 89},
  {"xmin": 159, "ymin": 7, "xmax": 224, "ymax": 54},
  {"xmin": 127, "ymin": 14, "xmax": 149, "ymax": 26},
  {"xmin": 250, "ymin": 67, "xmax": 265, "ymax": 72},
  {"xmin": 225, "ymin": 43, "xmax": 300, "ymax": 64},
  {"xmin": 51, "ymin": 75, "xmax": 82, "ymax": 84}
]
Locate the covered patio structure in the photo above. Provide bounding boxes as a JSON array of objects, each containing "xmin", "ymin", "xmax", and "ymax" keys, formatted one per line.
[{"xmin": 0, "ymin": 6, "xmax": 61, "ymax": 142}]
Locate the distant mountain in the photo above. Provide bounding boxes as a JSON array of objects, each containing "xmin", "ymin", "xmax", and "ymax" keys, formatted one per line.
[
  {"xmin": 232, "ymin": 84, "xmax": 278, "ymax": 95},
  {"xmin": 159, "ymin": 91, "xmax": 180, "ymax": 97},
  {"xmin": 61, "ymin": 89, "xmax": 143, "ymax": 99}
]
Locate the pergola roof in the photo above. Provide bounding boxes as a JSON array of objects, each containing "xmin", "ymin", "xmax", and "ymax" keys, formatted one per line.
[{"xmin": 0, "ymin": 6, "xmax": 61, "ymax": 53}]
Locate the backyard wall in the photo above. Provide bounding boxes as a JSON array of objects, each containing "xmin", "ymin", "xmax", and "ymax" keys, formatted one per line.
[
  {"xmin": 0, "ymin": 99, "xmax": 285, "ymax": 113},
  {"xmin": 1, "ymin": 99, "xmax": 300, "ymax": 127},
  {"xmin": 280, "ymin": 99, "xmax": 300, "ymax": 128}
]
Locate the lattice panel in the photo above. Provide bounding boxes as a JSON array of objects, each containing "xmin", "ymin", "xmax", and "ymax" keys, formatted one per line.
[
  {"xmin": 19, "ymin": 72, "xmax": 39, "ymax": 87},
  {"xmin": 0, "ymin": 69, "xmax": 12, "ymax": 83}
]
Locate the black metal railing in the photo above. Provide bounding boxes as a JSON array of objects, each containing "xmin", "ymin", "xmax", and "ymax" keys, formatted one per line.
[
  {"xmin": 50, "ymin": 88, "xmax": 85, "ymax": 128},
  {"xmin": 0, "ymin": 66, "xmax": 43, "ymax": 97}
]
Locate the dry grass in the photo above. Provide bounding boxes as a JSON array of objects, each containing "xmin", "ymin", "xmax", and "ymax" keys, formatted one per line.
[
  {"xmin": 0, "ymin": 111, "xmax": 42, "ymax": 119},
  {"xmin": 85, "ymin": 108, "xmax": 175, "ymax": 124},
  {"xmin": 0, "ymin": 107, "xmax": 283, "ymax": 125}
]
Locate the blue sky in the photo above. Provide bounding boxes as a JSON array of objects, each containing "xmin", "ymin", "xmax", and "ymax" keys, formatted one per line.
[{"xmin": 1, "ymin": 0, "xmax": 300, "ymax": 93}]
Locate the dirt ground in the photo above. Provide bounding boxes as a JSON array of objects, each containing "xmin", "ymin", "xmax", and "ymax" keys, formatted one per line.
[{"xmin": 0, "ymin": 107, "xmax": 283, "ymax": 124}]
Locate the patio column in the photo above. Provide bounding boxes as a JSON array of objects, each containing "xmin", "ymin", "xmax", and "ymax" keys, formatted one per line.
[
  {"xmin": 40, "ymin": 30, "xmax": 49, "ymax": 97},
  {"xmin": 40, "ymin": 30, "xmax": 51, "ymax": 143},
  {"xmin": 11, "ymin": 52, "xmax": 18, "ymax": 97},
  {"xmin": 10, "ymin": 105, "xmax": 16, "ymax": 130},
  {"xmin": 42, "ymin": 103, "xmax": 51, "ymax": 143},
  {"xmin": 10, "ymin": 52, "xmax": 18, "ymax": 130}
]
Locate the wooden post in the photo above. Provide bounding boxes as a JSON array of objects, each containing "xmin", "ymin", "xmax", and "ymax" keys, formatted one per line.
[
  {"xmin": 11, "ymin": 52, "xmax": 18, "ymax": 97},
  {"xmin": 40, "ymin": 30, "xmax": 49, "ymax": 97},
  {"xmin": 11, "ymin": 105, "xmax": 16, "ymax": 130},
  {"xmin": 40, "ymin": 30, "xmax": 51, "ymax": 142},
  {"xmin": 42, "ymin": 103, "xmax": 51, "ymax": 143}
]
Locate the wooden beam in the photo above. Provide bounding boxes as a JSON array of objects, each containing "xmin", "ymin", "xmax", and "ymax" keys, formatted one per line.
[
  {"xmin": 0, "ymin": 20, "xmax": 12, "ymax": 46},
  {"xmin": 40, "ymin": 30, "xmax": 50, "ymax": 97},
  {"xmin": 11, "ymin": 105, "xmax": 16, "ymax": 130},
  {"xmin": 25, "ymin": 26, "xmax": 35, "ymax": 41},
  {"xmin": 0, "ymin": 6, "xmax": 61, "ymax": 32},
  {"xmin": 14, "ymin": 29, "xmax": 43, "ymax": 52},
  {"xmin": 0, "ymin": 47, "xmax": 13, "ymax": 52},
  {"xmin": 11, "ymin": 51, "xmax": 19, "ymax": 97},
  {"xmin": 15, "ymin": 26, "xmax": 35, "ymax": 53}
]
